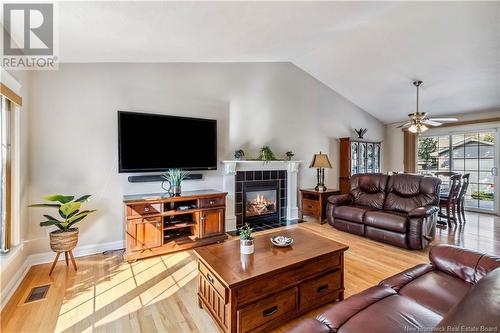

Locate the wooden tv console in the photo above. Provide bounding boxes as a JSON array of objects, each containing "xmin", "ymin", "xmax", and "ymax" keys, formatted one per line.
[{"xmin": 123, "ymin": 190, "xmax": 228, "ymax": 261}]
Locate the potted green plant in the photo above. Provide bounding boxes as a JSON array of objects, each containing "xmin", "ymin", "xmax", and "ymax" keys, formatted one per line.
[
  {"xmin": 285, "ymin": 151, "xmax": 295, "ymax": 161},
  {"xmin": 162, "ymin": 168, "xmax": 189, "ymax": 195},
  {"xmin": 234, "ymin": 149, "xmax": 245, "ymax": 160},
  {"xmin": 258, "ymin": 146, "xmax": 277, "ymax": 161},
  {"xmin": 30, "ymin": 194, "xmax": 96, "ymax": 253},
  {"xmin": 239, "ymin": 223, "xmax": 254, "ymax": 254}
]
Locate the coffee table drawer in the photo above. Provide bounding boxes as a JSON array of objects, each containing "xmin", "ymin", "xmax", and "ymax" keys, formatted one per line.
[
  {"xmin": 236, "ymin": 252, "xmax": 341, "ymax": 305},
  {"xmin": 299, "ymin": 269, "xmax": 342, "ymax": 309},
  {"xmin": 199, "ymin": 262, "xmax": 228, "ymax": 302},
  {"xmin": 237, "ymin": 287, "xmax": 297, "ymax": 333}
]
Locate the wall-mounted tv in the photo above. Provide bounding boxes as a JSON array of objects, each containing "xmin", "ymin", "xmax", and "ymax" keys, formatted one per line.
[{"xmin": 118, "ymin": 111, "xmax": 217, "ymax": 172}]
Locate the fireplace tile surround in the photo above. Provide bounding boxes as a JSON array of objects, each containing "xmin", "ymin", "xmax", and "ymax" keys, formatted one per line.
[
  {"xmin": 236, "ymin": 172, "xmax": 286, "ymax": 226},
  {"xmin": 222, "ymin": 160, "xmax": 301, "ymax": 231}
]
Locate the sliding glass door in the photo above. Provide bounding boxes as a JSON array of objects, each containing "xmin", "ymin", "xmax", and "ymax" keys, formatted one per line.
[{"xmin": 417, "ymin": 130, "xmax": 498, "ymax": 213}]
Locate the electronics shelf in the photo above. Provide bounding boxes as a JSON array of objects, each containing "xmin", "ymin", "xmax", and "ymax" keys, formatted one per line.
[{"xmin": 123, "ymin": 190, "xmax": 227, "ymax": 261}]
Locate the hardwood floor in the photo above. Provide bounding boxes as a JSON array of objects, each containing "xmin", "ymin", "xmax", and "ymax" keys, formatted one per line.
[{"xmin": 1, "ymin": 212, "xmax": 499, "ymax": 333}]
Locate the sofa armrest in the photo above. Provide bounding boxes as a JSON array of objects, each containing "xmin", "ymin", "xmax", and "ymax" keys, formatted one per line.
[
  {"xmin": 315, "ymin": 285, "xmax": 397, "ymax": 333},
  {"xmin": 408, "ymin": 205, "xmax": 439, "ymax": 218},
  {"xmin": 430, "ymin": 245, "xmax": 485, "ymax": 284},
  {"xmin": 327, "ymin": 194, "xmax": 352, "ymax": 206},
  {"xmin": 287, "ymin": 318, "xmax": 331, "ymax": 333},
  {"xmin": 379, "ymin": 264, "xmax": 434, "ymax": 291}
]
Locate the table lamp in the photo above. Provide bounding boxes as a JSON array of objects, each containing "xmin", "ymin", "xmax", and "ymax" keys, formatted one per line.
[{"xmin": 309, "ymin": 152, "xmax": 332, "ymax": 192}]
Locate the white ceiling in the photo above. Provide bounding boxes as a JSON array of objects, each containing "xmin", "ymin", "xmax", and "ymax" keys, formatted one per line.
[{"xmin": 57, "ymin": 1, "xmax": 500, "ymax": 123}]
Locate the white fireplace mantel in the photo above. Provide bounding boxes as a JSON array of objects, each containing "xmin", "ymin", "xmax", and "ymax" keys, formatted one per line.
[{"xmin": 221, "ymin": 160, "xmax": 302, "ymax": 231}]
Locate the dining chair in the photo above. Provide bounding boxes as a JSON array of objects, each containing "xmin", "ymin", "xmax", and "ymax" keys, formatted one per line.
[
  {"xmin": 456, "ymin": 173, "xmax": 470, "ymax": 224},
  {"xmin": 439, "ymin": 174, "xmax": 462, "ymax": 227},
  {"xmin": 434, "ymin": 171, "xmax": 458, "ymax": 192}
]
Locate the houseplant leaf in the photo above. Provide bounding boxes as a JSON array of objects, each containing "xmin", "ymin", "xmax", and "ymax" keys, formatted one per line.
[
  {"xmin": 67, "ymin": 210, "xmax": 97, "ymax": 224},
  {"xmin": 59, "ymin": 202, "xmax": 81, "ymax": 218},
  {"xmin": 29, "ymin": 203, "xmax": 62, "ymax": 208},
  {"xmin": 43, "ymin": 194, "xmax": 75, "ymax": 204},
  {"xmin": 74, "ymin": 195, "xmax": 91, "ymax": 203}
]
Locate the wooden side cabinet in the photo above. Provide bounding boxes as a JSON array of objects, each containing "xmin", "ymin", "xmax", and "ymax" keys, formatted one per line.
[
  {"xmin": 300, "ymin": 188, "xmax": 340, "ymax": 224},
  {"xmin": 339, "ymin": 137, "xmax": 382, "ymax": 194},
  {"xmin": 123, "ymin": 190, "xmax": 228, "ymax": 261}
]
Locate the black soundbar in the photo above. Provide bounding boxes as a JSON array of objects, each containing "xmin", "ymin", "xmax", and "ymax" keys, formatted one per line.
[{"xmin": 128, "ymin": 174, "xmax": 203, "ymax": 183}]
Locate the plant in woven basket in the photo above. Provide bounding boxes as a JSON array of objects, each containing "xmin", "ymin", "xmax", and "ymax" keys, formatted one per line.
[{"xmin": 30, "ymin": 194, "xmax": 96, "ymax": 252}]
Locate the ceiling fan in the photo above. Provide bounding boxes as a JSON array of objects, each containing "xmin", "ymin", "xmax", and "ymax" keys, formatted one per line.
[{"xmin": 398, "ymin": 81, "xmax": 458, "ymax": 134}]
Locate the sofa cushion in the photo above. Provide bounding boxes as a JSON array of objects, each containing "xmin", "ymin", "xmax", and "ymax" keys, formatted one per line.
[
  {"xmin": 334, "ymin": 205, "xmax": 375, "ymax": 223},
  {"xmin": 337, "ymin": 294, "xmax": 442, "ymax": 333},
  {"xmin": 384, "ymin": 174, "xmax": 441, "ymax": 213},
  {"xmin": 365, "ymin": 226, "xmax": 407, "ymax": 248},
  {"xmin": 350, "ymin": 174, "xmax": 389, "ymax": 210},
  {"xmin": 364, "ymin": 211, "xmax": 408, "ymax": 233},
  {"xmin": 398, "ymin": 270, "xmax": 471, "ymax": 316},
  {"xmin": 332, "ymin": 219, "xmax": 365, "ymax": 236},
  {"xmin": 435, "ymin": 269, "xmax": 500, "ymax": 330}
]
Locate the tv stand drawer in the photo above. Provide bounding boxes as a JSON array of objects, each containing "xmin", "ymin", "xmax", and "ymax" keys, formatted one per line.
[
  {"xmin": 128, "ymin": 203, "xmax": 161, "ymax": 217},
  {"xmin": 199, "ymin": 197, "xmax": 225, "ymax": 208}
]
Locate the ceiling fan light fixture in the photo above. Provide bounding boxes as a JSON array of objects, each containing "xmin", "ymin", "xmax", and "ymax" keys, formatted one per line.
[{"xmin": 408, "ymin": 123, "xmax": 428, "ymax": 134}]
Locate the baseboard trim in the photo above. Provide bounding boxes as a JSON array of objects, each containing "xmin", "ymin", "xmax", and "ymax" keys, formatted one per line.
[
  {"xmin": 27, "ymin": 240, "xmax": 125, "ymax": 266},
  {"xmin": 0, "ymin": 240, "xmax": 124, "ymax": 311}
]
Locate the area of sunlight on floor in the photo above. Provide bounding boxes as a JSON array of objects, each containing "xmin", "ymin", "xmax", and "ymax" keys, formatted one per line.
[{"xmin": 54, "ymin": 251, "xmax": 195, "ymax": 332}]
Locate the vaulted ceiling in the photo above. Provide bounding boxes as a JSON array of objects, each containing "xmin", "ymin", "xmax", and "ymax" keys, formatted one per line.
[{"xmin": 57, "ymin": 1, "xmax": 500, "ymax": 123}]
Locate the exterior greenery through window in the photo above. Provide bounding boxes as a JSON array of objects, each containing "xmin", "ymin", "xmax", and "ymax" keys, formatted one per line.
[{"xmin": 417, "ymin": 131, "xmax": 496, "ymax": 211}]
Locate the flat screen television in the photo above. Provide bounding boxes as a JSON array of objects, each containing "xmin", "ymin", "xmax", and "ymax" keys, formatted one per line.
[{"xmin": 118, "ymin": 111, "xmax": 217, "ymax": 172}]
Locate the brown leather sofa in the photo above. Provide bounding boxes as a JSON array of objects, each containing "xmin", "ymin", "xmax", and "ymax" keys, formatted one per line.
[
  {"xmin": 327, "ymin": 173, "xmax": 441, "ymax": 249},
  {"xmin": 289, "ymin": 245, "xmax": 500, "ymax": 333}
]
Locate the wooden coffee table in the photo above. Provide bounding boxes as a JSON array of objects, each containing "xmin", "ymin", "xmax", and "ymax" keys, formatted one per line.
[{"xmin": 194, "ymin": 227, "xmax": 348, "ymax": 333}]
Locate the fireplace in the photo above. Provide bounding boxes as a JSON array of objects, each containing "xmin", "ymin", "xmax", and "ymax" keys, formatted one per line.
[{"xmin": 243, "ymin": 181, "xmax": 280, "ymax": 224}]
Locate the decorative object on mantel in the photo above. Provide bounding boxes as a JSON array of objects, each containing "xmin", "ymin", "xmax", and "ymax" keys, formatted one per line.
[
  {"xmin": 285, "ymin": 151, "xmax": 295, "ymax": 161},
  {"xmin": 239, "ymin": 223, "xmax": 254, "ymax": 254},
  {"xmin": 258, "ymin": 145, "xmax": 277, "ymax": 161},
  {"xmin": 270, "ymin": 235, "xmax": 293, "ymax": 247},
  {"xmin": 161, "ymin": 168, "xmax": 189, "ymax": 195},
  {"xmin": 234, "ymin": 149, "xmax": 245, "ymax": 160},
  {"xmin": 397, "ymin": 80, "xmax": 458, "ymax": 134},
  {"xmin": 353, "ymin": 128, "xmax": 368, "ymax": 139},
  {"xmin": 310, "ymin": 152, "xmax": 332, "ymax": 192},
  {"xmin": 30, "ymin": 194, "xmax": 97, "ymax": 275}
]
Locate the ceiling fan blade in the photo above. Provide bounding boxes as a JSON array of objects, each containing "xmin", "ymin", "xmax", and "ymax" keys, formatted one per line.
[
  {"xmin": 422, "ymin": 120, "xmax": 442, "ymax": 126},
  {"xmin": 397, "ymin": 122, "xmax": 411, "ymax": 128},
  {"xmin": 428, "ymin": 118, "xmax": 458, "ymax": 122}
]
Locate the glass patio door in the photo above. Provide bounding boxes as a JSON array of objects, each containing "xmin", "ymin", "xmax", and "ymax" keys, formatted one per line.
[
  {"xmin": 451, "ymin": 131, "xmax": 496, "ymax": 211},
  {"xmin": 417, "ymin": 129, "xmax": 498, "ymax": 213}
]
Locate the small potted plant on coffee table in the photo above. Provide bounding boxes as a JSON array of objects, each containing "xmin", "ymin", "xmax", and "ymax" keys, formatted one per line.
[
  {"xmin": 239, "ymin": 223, "xmax": 254, "ymax": 254},
  {"xmin": 30, "ymin": 194, "xmax": 96, "ymax": 274}
]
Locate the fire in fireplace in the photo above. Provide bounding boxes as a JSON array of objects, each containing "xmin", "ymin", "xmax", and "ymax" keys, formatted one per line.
[
  {"xmin": 245, "ymin": 190, "xmax": 277, "ymax": 217},
  {"xmin": 242, "ymin": 180, "xmax": 280, "ymax": 224}
]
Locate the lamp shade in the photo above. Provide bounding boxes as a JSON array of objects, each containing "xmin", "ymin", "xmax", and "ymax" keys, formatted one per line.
[{"xmin": 309, "ymin": 152, "xmax": 332, "ymax": 168}]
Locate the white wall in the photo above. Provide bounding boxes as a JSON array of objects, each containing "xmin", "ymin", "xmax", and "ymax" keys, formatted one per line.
[{"xmin": 27, "ymin": 62, "xmax": 384, "ymax": 252}]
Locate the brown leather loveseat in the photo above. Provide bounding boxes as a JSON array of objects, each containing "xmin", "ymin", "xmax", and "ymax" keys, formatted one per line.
[
  {"xmin": 327, "ymin": 173, "xmax": 441, "ymax": 249},
  {"xmin": 289, "ymin": 245, "xmax": 500, "ymax": 333}
]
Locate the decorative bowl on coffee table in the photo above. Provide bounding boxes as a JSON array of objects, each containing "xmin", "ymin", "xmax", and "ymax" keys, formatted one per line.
[{"xmin": 270, "ymin": 235, "xmax": 293, "ymax": 247}]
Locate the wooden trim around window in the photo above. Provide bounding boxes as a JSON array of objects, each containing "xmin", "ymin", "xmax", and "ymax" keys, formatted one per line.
[
  {"xmin": 403, "ymin": 130, "xmax": 417, "ymax": 173},
  {"xmin": 438, "ymin": 117, "xmax": 500, "ymax": 128},
  {"xmin": 0, "ymin": 83, "xmax": 22, "ymax": 106}
]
